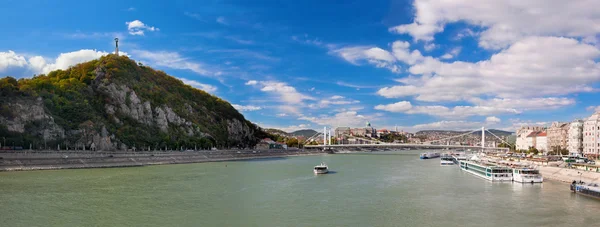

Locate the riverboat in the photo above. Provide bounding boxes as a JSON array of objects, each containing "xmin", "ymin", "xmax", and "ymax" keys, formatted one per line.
[
  {"xmin": 570, "ymin": 181, "xmax": 600, "ymax": 199},
  {"xmin": 459, "ymin": 156, "xmax": 513, "ymax": 181},
  {"xmin": 512, "ymin": 168, "xmax": 543, "ymax": 183},
  {"xmin": 420, "ymin": 152, "xmax": 440, "ymax": 159},
  {"xmin": 440, "ymin": 154, "xmax": 454, "ymax": 166},
  {"xmin": 314, "ymin": 162, "xmax": 329, "ymax": 174}
]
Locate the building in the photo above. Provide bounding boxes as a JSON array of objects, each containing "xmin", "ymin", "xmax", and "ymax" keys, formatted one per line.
[
  {"xmin": 376, "ymin": 129, "xmax": 390, "ymax": 137},
  {"xmin": 350, "ymin": 122, "xmax": 377, "ymax": 137},
  {"xmin": 583, "ymin": 112, "xmax": 600, "ymax": 159},
  {"xmin": 516, "ymin": 126, "xmax": 545, "ymax": 151},
  {"xmin": 547, "ymin": 122, "xmax": 570, "ymax": 151},
  {"xmin": 535, "ymin": 132, "xmax": 547, "ymax": 153},
  {"xmin": 256, "ymin": 138, "xmax": 285, "ymax": 150},
  {"xmin": 335, "ymin": 127, "xmax": 351, "ymax": 137},
  {"xmin": 568, "ymin": 120, "xmax": 584, "ymax": 155}
]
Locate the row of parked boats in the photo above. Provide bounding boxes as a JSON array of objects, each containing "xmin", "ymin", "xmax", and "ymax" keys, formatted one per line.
[{"xmin": 422, "ymin": 151, "xmax": 600, "ymax": 200}]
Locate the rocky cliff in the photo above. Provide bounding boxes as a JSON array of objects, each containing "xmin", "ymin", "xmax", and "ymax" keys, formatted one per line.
[{"xmin": 0, "ymin": 55, "xmax": 266, "ymax": 150}]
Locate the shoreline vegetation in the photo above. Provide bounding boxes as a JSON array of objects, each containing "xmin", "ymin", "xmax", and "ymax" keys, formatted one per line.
[{"xmin": 0, "ymin": 149, "xmax": 327, "ymax": 171}]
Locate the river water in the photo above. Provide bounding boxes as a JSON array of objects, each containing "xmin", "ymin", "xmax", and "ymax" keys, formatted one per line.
[{"xmin": 1, "ymin": 151, "xmax": 599, "ymax": 226}]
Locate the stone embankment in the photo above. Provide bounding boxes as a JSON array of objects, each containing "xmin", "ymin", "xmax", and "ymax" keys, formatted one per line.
[
  {"xmin": 538, "ymin": 166, "xmax": 600, "ymax": 184},
  {"xmin": 0, "ymin": 149, "xmax": 327, "ymax": 171}
]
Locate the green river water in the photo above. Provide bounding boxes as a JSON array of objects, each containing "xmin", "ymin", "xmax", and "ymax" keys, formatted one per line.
[{"xmin": 1, "ymin": 151, "xmax": 599, "ymax": 226}]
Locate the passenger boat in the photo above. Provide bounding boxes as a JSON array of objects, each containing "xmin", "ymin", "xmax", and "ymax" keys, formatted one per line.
[
  {"xmin": 459, "ymin": 156, "xmax": 512, "ymax": 182},
  {"xmin": 570, "ymin": 181, "xmax": 600, "ymax": 199},
  {"xmin": 314, "ymin": 162, "xmax": 329, "ymax": 174},
  {"xmin": 440, "ymin": 154, "xmax": 454, "ymax": 166},
  {"xmin": 512, "ymin": 168, "xmax": 543, "ymax": 183},
  {"xmin": 420, "ymin": 152, "xmax": 440, "ymax": 159}
]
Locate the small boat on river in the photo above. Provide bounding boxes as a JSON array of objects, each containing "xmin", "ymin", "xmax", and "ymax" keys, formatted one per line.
[
  {"xmin": 570, "ymin": 181, "xmax": 600, "ymax": 199},
  {"xmin": 314, "ymin": 162, "xmax": 329, "ymax": 174}
]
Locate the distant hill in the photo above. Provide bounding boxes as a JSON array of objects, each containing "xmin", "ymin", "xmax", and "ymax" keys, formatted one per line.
[
  {"xmin": 290, "ymin": 129, "xmax": 318, "ymax": 138},
  {"xmin": 264, "ymin": 128, "xmax": 290, "ymax": 137},
  {"xmin": 415, "ymin": 129, "xmax": 513, "ymax": 137}
]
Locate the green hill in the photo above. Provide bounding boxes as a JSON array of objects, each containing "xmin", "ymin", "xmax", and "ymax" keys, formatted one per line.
[
  {"xmin": 0, "ymin": 55, "xmax": 268, "ymax": 150},
  {"xmin": 290, "ymin": 129, "xmax": 318, "ymax": 138}
]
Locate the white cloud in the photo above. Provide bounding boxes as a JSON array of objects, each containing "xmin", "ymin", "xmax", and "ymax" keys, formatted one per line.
[
  {"xmin": 331, "ymin": 95, "xmax": 344, "ymax": 100},
  {"xmin": 216, "ymin": 16, "xmax": 227, "ymax": 25},
  {"xmin": 377, "ymin": 37, "xmax": 600, "ymax": 102},
  {"xmin": 132, "ymin": 49, "xmax": 217, "ymax": 76},
  {"xmin": 231, "ymin": 104, "xmax": 262, "ymax": 111},
  {"xmin": 389, "ymin": 0, "xmax": 600, "ymax": 49},
  {"xmin": 374, "ymin": 101, "xmax": 520, "ymax": 118},
  {"xmin": 276, "ymin": 113, "xmax": 288, "ymax": 117},
  {"xmin": 258, "ymin": 81, "xmax": 314, "ymax": 104},
  {"xmin": 330, "ymin": 46, "xmax": 400, "ymax": 73},
  {"xmin": 470, "ymin": 97, "xmax": 575, "ymax": 111},
  {"xmin": 485, "ymin": 116, "xmax": 501, "ymax": 124},
  {"xmin": 440, "ymin": 54, "xmax": 453, "ymax": 59},
  {"xmin": 315, "ymin": 95, "xmax": 360, "ymax": 108},
  {"xmin": 423, "ymin": 43, "xmax": 436, "ymax": 51},
  {"xmin": 411, "ymin": 120, "xmax": 485, "ymax": 131},
  {"xmin": 374, "ymin": 101, "xmax": 412, "ymax": 112},
  {"xmin": 299, "ymin": 111, "xmax": 371, "ymax": 128},
  {"xmin": 245, "ymin": 80, "xmax": 257, "ymax": 85},
  {"xmin": 1, "ymin": 49, "xmax": 126, "ymax": 77},
  {"xmin": 0, "ymin": 50, "xmax": 28, "ymax": 72},
  {"xmin": 586, "ymin": 106, "xmax": 600, "ymax": 112},
  {"xmin": 126, "ymin": 20, "xmax": 159, "ymax": 36},
  {"xmin": 177, "ymin": 77, "xmax": 217, "ymax": 93}
]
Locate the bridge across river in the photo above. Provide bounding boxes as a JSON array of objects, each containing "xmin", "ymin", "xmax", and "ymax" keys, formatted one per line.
[{"xmin": 304, "ymin": 126, "xmax": 511, "ymax": 153}]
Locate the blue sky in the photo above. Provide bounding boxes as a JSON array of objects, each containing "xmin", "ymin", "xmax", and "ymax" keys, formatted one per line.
[{"xmin": 2, "ymin": 0, "xmax": 600, "ymax": 132}]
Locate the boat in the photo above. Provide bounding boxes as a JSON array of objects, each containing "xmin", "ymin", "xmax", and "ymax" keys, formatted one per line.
[
  {"xmin": 420, "ymin": 152, "xmax": 440, "ymax": 159},
  {"xmin": 314, "ymin": 162, "xmax": 329, "ymax": 174},
  {"xmin": 459, "ymin": 156, "xmax": 513, "ymax": 182},
  {"xmin": 570, "ymin": 181, "xmax": 600, "ymax": 199},
  {"xmin": 512, "ymin": 168, "xmax": 543, "ymax": 183},
  {"xmin": 440, "ymin": 154, "xmax": 454, "ymax": 166}
]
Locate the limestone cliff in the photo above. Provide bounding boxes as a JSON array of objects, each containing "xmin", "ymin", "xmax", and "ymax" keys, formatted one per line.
[{"xmin": 0, "ymin": 55, "xmax": 266, "ymax": 150}]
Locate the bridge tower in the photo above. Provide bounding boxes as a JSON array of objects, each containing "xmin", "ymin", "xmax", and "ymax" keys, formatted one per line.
[{"xmin": 481, "ymin": 127, "xmax": 485, "ymax": 149}]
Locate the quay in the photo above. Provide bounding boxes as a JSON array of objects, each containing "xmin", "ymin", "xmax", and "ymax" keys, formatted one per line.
[{"xmin": 0, "ymin": 149, "xmax": 327, "ymax": 171}]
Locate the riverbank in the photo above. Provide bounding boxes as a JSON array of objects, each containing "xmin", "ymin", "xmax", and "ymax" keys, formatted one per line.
[
  {"xmin": 0, "ymin": 149, "xmax": 327, "ymax": 171},
  {"xmin": 539, "ymin": 166, "xmax": 600, "ymax": 184}
]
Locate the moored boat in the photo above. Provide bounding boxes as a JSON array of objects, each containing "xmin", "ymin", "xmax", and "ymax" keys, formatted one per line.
[
  {"xmin": 570, "ymin": 181, "xmax": 600, "ymax": 199},
  {"xmin": 512, "ymin": 168, "xmax": 543, "ymax": 183},
  {"xmin": 459, "ymin": 156, "xmax": 512, "ymax": 182},
  {"xmin": 314, "ymin": 162, "xmax": 329, "ymax": 174},
  {"xmin": 440, "ymin": 154, "xmax": 454, "ymax": 166},
  {"xmin": 420, "ymin": 152, "xmax": 440, "ymax": 159}
]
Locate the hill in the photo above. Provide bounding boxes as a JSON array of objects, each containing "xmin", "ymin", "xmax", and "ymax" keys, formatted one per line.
[
  {"xmin": 415, "ymin": 129, "xmax": 513, "ymax": 137},
  {"xmin": 290, "ymin": 129, "xmax": 318, "ymax": 138},
  {"xmin": 0, "ymin": 55, "xmax": 268, "ymax": 150},
  {"xmin": 264, "ymin": 128, "xmax": 290, "ymax": 137}
]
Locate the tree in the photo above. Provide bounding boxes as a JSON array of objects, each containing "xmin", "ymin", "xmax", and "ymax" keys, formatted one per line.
[
  {"xmin": 527, "ymin": 146, "xmax": 539, "ymax": 155},
  {"xmin": 286, "ymin": 138, "xmax": 299, "ymax": 148}
]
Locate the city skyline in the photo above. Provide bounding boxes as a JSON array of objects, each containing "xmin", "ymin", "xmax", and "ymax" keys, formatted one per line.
[{"xmin": 2, "ymin": 0, "xmax": 600, "ymax": 133}]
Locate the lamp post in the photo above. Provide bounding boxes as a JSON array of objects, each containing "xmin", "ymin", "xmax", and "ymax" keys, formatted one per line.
[{"xmin": 578, "ymin": 171, "xmax": 582, "ymax": 183}]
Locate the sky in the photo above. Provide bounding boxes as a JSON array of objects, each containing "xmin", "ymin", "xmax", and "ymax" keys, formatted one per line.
[{"xmin": 1, "ymin": 0, "xmax": 600, "ymax": 133}]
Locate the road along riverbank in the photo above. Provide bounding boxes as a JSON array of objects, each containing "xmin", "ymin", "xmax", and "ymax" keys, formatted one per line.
[
  {"xmin": 0, "ymin": 149, "xmax": 327, "ymax": 171},
  {"xmin": 538, "ymin": 166, "xmax": 600, "ymax": 183}
]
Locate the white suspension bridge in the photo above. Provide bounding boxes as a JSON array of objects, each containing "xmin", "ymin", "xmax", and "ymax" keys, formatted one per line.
[{"xmin": 304, "ymin": 127, "xmax": 512, "ymax": 153}]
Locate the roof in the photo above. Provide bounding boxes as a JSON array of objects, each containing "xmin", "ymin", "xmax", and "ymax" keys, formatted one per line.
[
  {"xmin": 537, "ymin": 132, "xmax": 547, "ymax": 137},
  {"xmin": 526, "ymin": 132, "xmax": 538, "ymax": 137}
]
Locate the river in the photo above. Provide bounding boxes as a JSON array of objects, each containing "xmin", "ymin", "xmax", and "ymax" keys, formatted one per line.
[{"xmin": 1, "ymin": 151, "xmax": 599, "ymax": 226}]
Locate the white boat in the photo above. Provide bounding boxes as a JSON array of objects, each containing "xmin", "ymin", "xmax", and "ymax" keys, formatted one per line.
[
  {"xmin": 440, "ymin": 154, "xmax": 454, "ymax": 166},
  {"xmin": 512, "ymin": 168, "xmax": 543, "ymax": 183},
  {"xmin": 459, "ymin": 156, "xmax": 512, "ymax": 182},
  {"xmin": 420, "ymin": 152, "xmax": 440, "ymax": 159},
  {"xmin": 314, "ymin": 162, "xmax": 329, "ymax": 174}
]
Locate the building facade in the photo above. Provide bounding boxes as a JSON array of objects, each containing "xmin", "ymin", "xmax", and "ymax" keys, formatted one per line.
[
  {"xmin": 547, "ymin": 122, "xmax": 570, "ymax": 151},
  {"xmin": 583, "ymin": 112, "xmax": 600, "ymax": 158},
  {"xmin": 335, "ymin": 127, "xmax": 351, "ymax": 138},
  {"xmin": 568, "ymin": 120, "xmax": 584, "ymax": 155},
  {"xmin": 535, "ymin": 132, "xmax": 547, "ymax": 152},
  {"xmin": 516, "ymin": 126, "xmax": 545, "ymax": 151}
]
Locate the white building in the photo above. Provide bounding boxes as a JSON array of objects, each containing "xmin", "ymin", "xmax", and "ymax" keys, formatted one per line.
[
  {"xmin": 568, "ymin": 120, "xmax": 584, "ymax": 155},
  {"xmin": 535, "ymin": 132, "xmax": 547, "ymax": 153},
  {"xmin": 516, "ymin": 126, "xmax": 545, "ymax": 151},
  {"xmin": 583, "ymin": 112, "xmax": 600, "ymax": 159},
  {"xmin": 547, "ymin": 122, "xmax": 569, "ymax": 152}
]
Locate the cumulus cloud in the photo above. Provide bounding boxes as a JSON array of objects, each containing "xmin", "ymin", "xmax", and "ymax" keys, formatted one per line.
[
  {"xmin": 389, "ymin": 0, "xmax": 600, "ymax": 49},
  {"xmin": 126, "ymin": 20, "xmax": 159, "ymax": 36},
  {"xmin": 586, "ymin": 106, "xmax": 600, "ymax": 112},
  {"xmin": 377, "ymin": 37, "xmax": 600, "ymax": 102},
  {"xmin": 245, "ymin": 80, "xmax": 257, "ymax": 85},
  {"xmin": 258, "ymin": 81, "xmax": 314, "ymax": 104},
  {"xmin": 299, "ymin": 111, "xmax": 372, "ymax": 128},
  {"xmin": 315, "ymin": 95, "xmax": 360, "ymax": 108},
  {"xmin": 231, "ymin": 104, "xmax": 262, "ymax": 111},
  {"xmin": 1, "ymin": 49, "xmax": 127, "ymax": 77},
  {"xmin": 485, "ymin": 116, "xmax": 501, "ymax": 124},
  {"xmin": 374, "ymin": 101, "xmax": 519, "ymax": 118},
  {"xmin": 177, "ymin": 77, "xmax": 217, "ymax": 93}
]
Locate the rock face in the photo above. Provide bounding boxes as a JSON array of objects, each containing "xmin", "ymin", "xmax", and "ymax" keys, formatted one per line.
[{"xmin": 0, "ymin": 55, "xmax": 262, "ymax": 150}]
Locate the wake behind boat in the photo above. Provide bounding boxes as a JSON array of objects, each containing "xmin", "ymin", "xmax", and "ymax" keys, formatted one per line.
[{"xmin": 314, "ymin": 162, "xmax": 329, "ymax": 174}]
